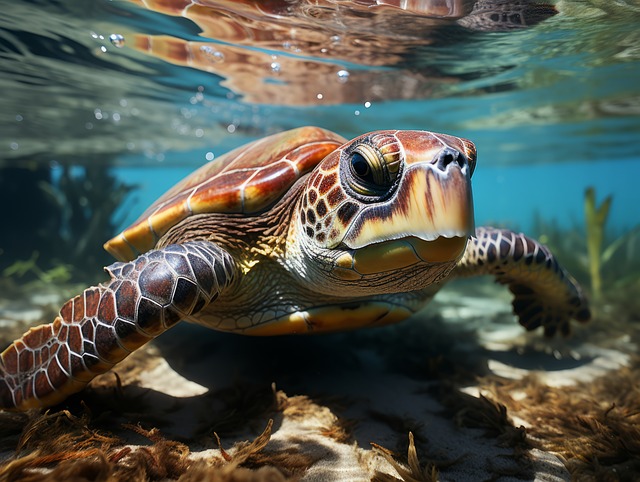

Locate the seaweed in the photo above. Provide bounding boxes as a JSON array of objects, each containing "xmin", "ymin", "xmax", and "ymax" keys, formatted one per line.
[
  {"xmin": 41, "ymin": 164, "xmax": 138, "ymax": 281},
  {"xmin": 475, "ymin": 354, "xmax": 640, "ymax": 481},
  {"xmin": 0, "ymin": 163, "xmax": 137, "ymax": 285},
  {"xmin": 584, "ymin": 187, "xmax": 612, "ymax": 300},
  {"xmin": 0, "ymin": 412, "xmax": 306, "ymax": 482},
  {"xmin": 0, "ymin": 166, "xmax": 60, "ymax": 275},
  {"xmin": 2, "ymin": 252, "xmax": 72, "ymax": 284},
  {"xmin": 371, "ymin": 432, "xmax": 439, "ymax": 482},
  {"xmin": 532, "ymin": 188, "xmax": 639, "ymax": 304}
]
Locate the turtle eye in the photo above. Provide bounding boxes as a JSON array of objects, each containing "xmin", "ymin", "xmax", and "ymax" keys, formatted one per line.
[
  {"xmin": 350, "ymin": 152, "xmax": 371, "ymax": 178},
  {"xmin": 346, "ymin": 144, "xmax": 394, "ymax": 196}
]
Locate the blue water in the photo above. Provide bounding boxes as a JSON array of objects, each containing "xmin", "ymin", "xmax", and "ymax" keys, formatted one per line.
[{"xmin": 1, "ymin": 0, "xmax": 640, "ymax": 247}]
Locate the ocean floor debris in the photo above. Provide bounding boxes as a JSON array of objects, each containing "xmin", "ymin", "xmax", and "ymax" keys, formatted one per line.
[{"xmin": 1, "ymin": 277, "xmax": 638, "ymax": 480}]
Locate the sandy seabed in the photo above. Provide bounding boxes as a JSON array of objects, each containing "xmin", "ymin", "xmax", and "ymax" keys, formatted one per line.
[{"xmin": 0, "ymin": 278, "xmax": 638, "ymax": 481}]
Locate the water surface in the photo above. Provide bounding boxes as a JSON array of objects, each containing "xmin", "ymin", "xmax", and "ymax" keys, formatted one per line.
[{"xmin": 1, "ymin": 0, "xmax": 639, "ymax": 266}]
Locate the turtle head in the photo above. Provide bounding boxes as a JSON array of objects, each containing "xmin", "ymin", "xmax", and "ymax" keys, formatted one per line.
[{"xmin": 290, "ymin": 130, "xmax": 476, "ymax": 294}]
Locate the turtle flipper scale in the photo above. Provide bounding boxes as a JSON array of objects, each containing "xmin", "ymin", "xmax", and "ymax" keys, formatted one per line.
[
  {"xmin": 0, "ymin": 241, "xmax": 235, "ymax": 411},
  {"xmin": 453, "ymin": 227, "xmax": 591, "ymax": 337}
]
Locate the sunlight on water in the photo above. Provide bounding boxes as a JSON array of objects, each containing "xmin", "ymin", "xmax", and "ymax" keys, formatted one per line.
[
  {"xmin": 0, "ymin": 0, "xmax": 639, "ymax": 273},
  {"xmin": 0, "ymin": 0, "xmax": 638, "ymax": 168}
]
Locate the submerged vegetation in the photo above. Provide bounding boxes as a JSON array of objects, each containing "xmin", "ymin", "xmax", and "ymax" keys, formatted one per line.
[
  {"xmin": 533, "ymin": 187, "xmax": 640, "ymax": 307},
  {"xmin": 584, "ymin": 187, "xmax": 612, "ymax": 300},
  {"xmin": 2, "ymin": 252, "xmax": 72, "ymax": 284},
  {"xmin": 0, "ymin": 164, "xmax": 137, "ymax": 287}
]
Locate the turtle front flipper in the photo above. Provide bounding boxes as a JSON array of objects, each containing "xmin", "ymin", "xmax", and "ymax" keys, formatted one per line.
[
  {"xmin": 453, "ymin": 227, "xmax": 591, "ymax": 337},
  {"xmin": 0, "ymin": 241, "xmax": 235, "ymax": 411}
]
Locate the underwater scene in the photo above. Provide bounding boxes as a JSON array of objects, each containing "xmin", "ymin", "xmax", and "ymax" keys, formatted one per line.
[{"xmin": 1, "ymin": 0, "xmax": 639, "ymax": 480}]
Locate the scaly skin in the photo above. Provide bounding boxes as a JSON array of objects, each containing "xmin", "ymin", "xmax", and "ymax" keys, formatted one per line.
[
  {"xmin": 0, "ymin": 242, "xmax": 235, "ymax": 410},
  {"xmin": 453, "ymin": 227, "xmax": 590, "ymax": 336}
]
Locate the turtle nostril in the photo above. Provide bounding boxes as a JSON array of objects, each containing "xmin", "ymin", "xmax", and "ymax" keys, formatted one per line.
[{"xmin": 435, "ymin": 147, "xmax": 467, "ymax": 172}]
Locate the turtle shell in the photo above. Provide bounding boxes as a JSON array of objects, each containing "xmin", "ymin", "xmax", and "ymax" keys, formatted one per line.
[{"xmin": 105, "ymin": 126, "xmax": 346, "ymax": 261}]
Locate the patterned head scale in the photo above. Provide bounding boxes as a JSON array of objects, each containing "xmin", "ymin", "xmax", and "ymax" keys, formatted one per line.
[{"xmin": 298, "ymin": 130, "xmax": 476, "ymax": 259}]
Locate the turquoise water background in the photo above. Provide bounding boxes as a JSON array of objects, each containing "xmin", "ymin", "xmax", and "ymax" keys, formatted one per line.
[{"xmin": 2, "ymin": 0, "xmax": 639, "ymax": 242}]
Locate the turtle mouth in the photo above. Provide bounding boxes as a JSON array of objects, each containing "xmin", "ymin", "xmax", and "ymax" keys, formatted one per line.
[
  {"xmin": 407, "ymin": 235, "xmax": 468, "ymax": 263},
  {"xmin": 346, "ymin": 235, "xmax": 468, "ymax": 276}
]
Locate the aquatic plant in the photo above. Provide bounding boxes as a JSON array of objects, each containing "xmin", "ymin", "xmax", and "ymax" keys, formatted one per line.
[
  {"xmin": 584, "ymin": 187, "xmax": 612, "ymax": 300},
  {"xmin": 533, "ymin": 188, "xmax": 638, "ymax": 303},
  {"xmin": 531, "ymin": 215, "xmax": 589, "ymax": 284},
  {"xmin": 42, "ymin": 164, "xmax": 137, "ymax": 282},
  {"xmin": 583, "ymin": 187, "xmax": 639, "ymax": 301},
  {"xmin": 2, "ymin": 251, "xmax": 72, "ymax": 284},
  {"xmin": 0, "ymin": 166, "xmax": 61, "ymax": 278},
  {"xmin": 0, "ymin": 164, "xmax": 137, "ymax": 286},
  {"xmin": 0, "ymin": 381, "xmax": 327, "ymax": 481},
  {"xmin": 372, "ymin": 432, "xmax": 438, "ymax": 482}
]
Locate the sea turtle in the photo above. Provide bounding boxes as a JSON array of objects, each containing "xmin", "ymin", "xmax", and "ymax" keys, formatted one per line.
[{"xmin": 0, "ymin": 127, "xmax": 590, "ymax": 410}]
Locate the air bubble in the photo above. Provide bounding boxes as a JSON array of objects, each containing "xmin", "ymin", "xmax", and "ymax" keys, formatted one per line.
[
  {"xmin": 195, "ymin": 128, "xmax": 204, "ymax": 138},
  {"xmin": 270, "ymin": 62, "xmax": 281, "ymax": 74},
  {"xmin": 337, "ymin": 70, "xmax": 350, "ymax": 83},
  {"xmin": 109, "ymin": 33, "xmax": 125, "ymax": 48},
  {"xmin": 364, "ymin": 101, "xmax": 371, "ymax": 108},
  {"xmin": 317, "ymin": 93, "xmax": 324, "ymax": 100},
  {"xmin": 200, "ymin": 45, "xmax": 224, "ymax": 63},
  {"xmin": 9, "ymin": 142, "xmax": 19, "ymax": 150},
  {"xmin": 100, "ymin": 46, "xmax": 107, "ymax": 53},
  {"xmin": 282, "ymin": 41, "xmax": 300, "ymax": 52},
  {"xmin": 205, "ymin": 152, "xmax": 215, "ymax": 161},
  {"xmin": 227, "ymin": 124, "xmax": 236, "ymax": 133},
  {"xmin": 354, "ymin": 110, "xmax": 360, "ymax": 116},
  {"xmin": 330, "ymin": 35, "xmax": 341, "ymax": 45}
]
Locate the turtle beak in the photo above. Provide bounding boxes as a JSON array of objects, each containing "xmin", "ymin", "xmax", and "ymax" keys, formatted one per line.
[{"xmin": 342, "ymin": 139, "xmax": 475, "ymax": 259}]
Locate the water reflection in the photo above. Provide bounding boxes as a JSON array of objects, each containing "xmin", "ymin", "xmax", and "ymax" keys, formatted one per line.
[
  {"xmin": 0, "ymin": 0, "xmax": 638, "ymax": 167},
  {"xmin": 127, "ymin": 0, "xmax": 556, "ymax": 105}
]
